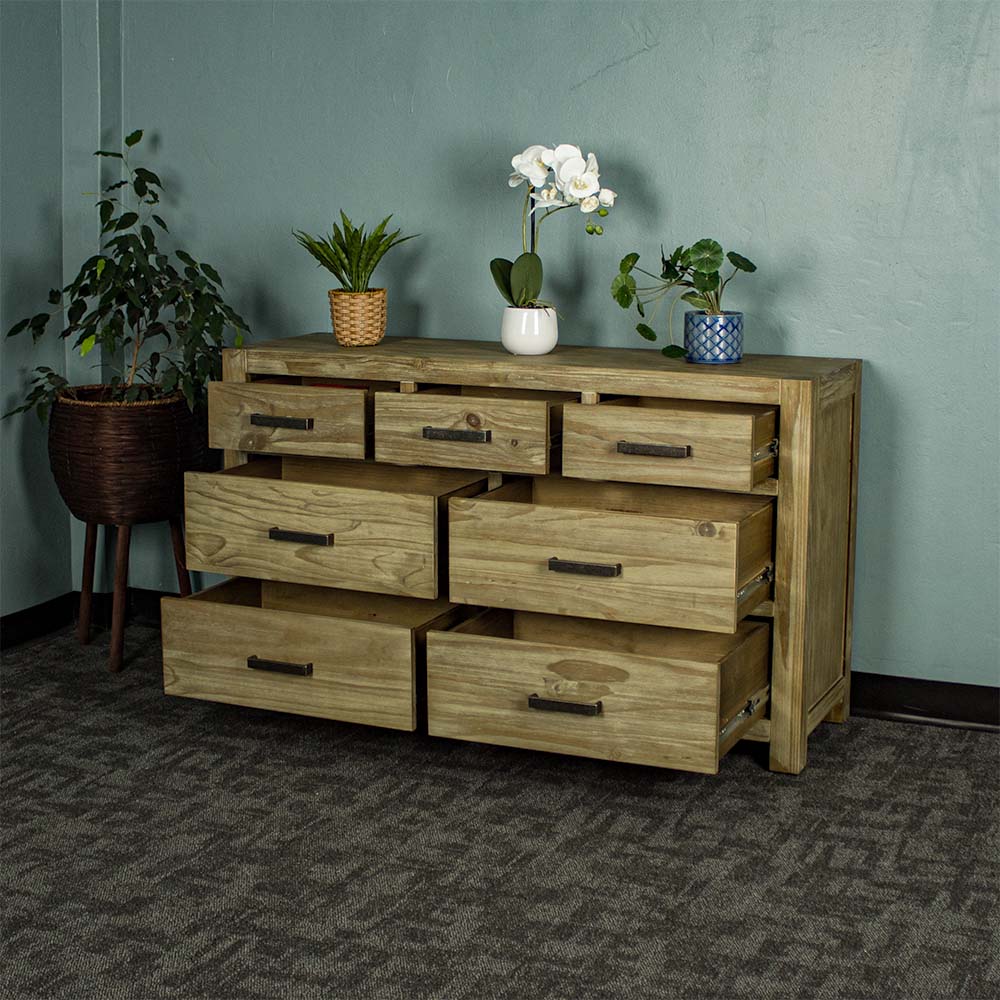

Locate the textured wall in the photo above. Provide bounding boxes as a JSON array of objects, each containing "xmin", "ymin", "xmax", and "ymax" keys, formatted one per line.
[
  {"xmin": 0, "ymin": 1, "xmax": 72, "ymax": 616},
  {"xmin": 2, "ymin": 1, "xmax": 997, "ymax": 686}
]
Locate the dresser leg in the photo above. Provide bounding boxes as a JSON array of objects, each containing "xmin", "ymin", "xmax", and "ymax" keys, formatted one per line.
[
  {"xmin": 77, "ymin": 522, "xmax": 99, "ymax": 644},
  {"xmin": 169, "ymin": 517, "xmax": 192, "ymax": 597},
  {"xmin": 109, "ymin": 524, "xmax": 132, "ymax": 673}
]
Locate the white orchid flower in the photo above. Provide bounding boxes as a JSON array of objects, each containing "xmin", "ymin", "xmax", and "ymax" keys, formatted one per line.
[
  {"xmin": 598, "ymin": 188, "xmax": 617, "ymax": 207},
  {"xmin": 532, "ymin": 186, "xmax": 568, "ymax": 209},
  {"xmin": 545, "ymin": 144, "xmax": 583, "ymax": 187},
  {"xmin": 559, "ymin": 155, "xmax": 600, "ymax": 201},
  {"xmin": 579, "ymin": 195, "xmax": 600, "ymax": 213},
  {"xmin": 510, "ymin": 144, "xmax": 553, "ymax": 188}
]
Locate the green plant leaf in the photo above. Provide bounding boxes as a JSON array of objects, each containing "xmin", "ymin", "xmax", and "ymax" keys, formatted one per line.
[
  {"xmin": 662, "ymin": 344, "xmax": 687, "ymax": 358},
  {"xmin": 692, "ymin": 270, "xmax": 720, "ymax": 293},
  {"xmin": 636, "ymin": 298, "xmax": 645, "ymax": 317},
  {"xmin": 6, "ymin": 317, "xmax": 31, "ymax": 337},
  {"xmin": 727, "ymin": 251, "xmax": 756, "ymax": 272},
  {"xmin": 95, "ymin": 150, "xmax": 123, "ymax": 159},
  {"xmin": 619, "ymin": 252, "xmax": 640, "ymax": 274},
  {"xmin": 124, "ymin": 129, "xmax": 143, "ymax": 147},
  {"xmin": 636, "ymin": 323, "xmax": 657, "ymax": 341},
  {"xmin": 680, "ymin": 291, "xmax": 711, "ymax": 309},
  {"xmin": 510, "ymin": 252, "xmax": 543, "ymax": 306},
  {"xmin": 687, "ymin": 239, "xmax": 724, "ymax": 273},
  {"xmin": 489, "ymin": 258, "xmax": 516, "ymax": 306},
  {"xmin": 152, "ymin": 214, "xmax": 168, "ymax": 231},
  {"xmin": 201, "ymin": 262, "xmax": 223, "ymax": 287},
  {"xmin": 79, "ymin": 334, "xmax": 96, "ymax": 356},
  {"xmin": 114, "ymin": 212, "xmax": 138, "ymax": 231},
  {"xmin": 610, "ymin": 272, "xmax": 636, "ymax": 309},
  {"xmin": 134, "ymin": 167, "xmax": 161, "ymax": 186},
  {"xmin": 95, "ymin": 258, "xmax": 106, "ymax": 280}
]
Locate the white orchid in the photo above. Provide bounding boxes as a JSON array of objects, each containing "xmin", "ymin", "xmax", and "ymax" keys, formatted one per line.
[
  {"xmin": 509, "ymin": 144, "xmax": 553, "ymax": 188},
  {"xmin": 501, "ymin": 142, "xmax": 617, "ymax": 259}
]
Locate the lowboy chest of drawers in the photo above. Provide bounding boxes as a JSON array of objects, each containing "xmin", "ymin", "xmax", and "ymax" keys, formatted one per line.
[{"xmin": 161, "ymin": 336, "xmax": 862, "ymax": 775}]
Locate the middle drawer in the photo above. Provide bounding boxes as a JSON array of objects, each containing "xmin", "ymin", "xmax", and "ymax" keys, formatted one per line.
[
  {"xmin": 449, "ymin": 476, "xmax": 774, "ymax": 633},
  {"xmin": 185, "ymin": 457, "xmax": 488, "ymax": 598},
  {"xmin": 375, "ymin": 386, "xmax": 576, "ymax": 474}
]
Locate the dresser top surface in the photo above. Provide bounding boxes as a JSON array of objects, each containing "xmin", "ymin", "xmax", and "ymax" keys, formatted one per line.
[{"xmin": 238, "ymin": 335, "xmax": 860, "ymax": 403}]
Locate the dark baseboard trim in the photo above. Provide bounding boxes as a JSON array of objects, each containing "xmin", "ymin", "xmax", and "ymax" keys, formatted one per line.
[
  {"xmin": 852, "ymin": 671, "xmax": 999, "ymax": 732},
  {"xmin": 1, "ymin": 588, "xmax": 167, "ymax": 650}
]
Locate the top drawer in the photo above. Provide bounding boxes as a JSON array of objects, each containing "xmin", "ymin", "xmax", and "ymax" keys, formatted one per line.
[
  {"xmin": 563, "ymin": 398, "xmax": 777, "ymax": 492},
  {"xmin": 375, "ymin": 386, "xmax": 575, "ymax": 474},
  {"xmin": 208, "ymin": 379, "xmax": 393, "ymax": 459}
]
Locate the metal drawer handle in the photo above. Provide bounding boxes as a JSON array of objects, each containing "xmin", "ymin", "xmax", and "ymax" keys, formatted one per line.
[
  {"xmin": 247, "ymin": 655, "xmax": 313, "ymax": 677},
  {"xmin": 250, "ymin": 413, "xmax": 314, "ymax": 431},
  {"xmin": 548, "ymin": 557, "xmax": 622, "ymax": 578},
  {"xmin": 528, "ymin": 693, "xmax": 603, "ymax": 717},
  {"xmin": 422, "ymin": 426, "xmax": 492, "ymax": 443},
  {"xmin": 617, "ymin": 441, "xmax": 691, "ymax": 458},
  {"xmin": 268, "ymin": 527, "xmax": 335, "ymax": 546}
]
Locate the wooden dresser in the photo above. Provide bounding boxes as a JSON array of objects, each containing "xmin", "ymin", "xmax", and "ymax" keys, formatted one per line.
[{"xmin": 161, "ymin": 336, "xmax": 862, "ymax": 775}]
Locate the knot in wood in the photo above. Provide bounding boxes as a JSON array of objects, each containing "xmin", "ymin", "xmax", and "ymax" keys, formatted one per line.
[
  {"xmin": 696, "ymin": 521, "xmax": 717, "ymax": 537},
  {"xmin": 465, "ymin": 412, "xmax": 481, "ymax": 429}
]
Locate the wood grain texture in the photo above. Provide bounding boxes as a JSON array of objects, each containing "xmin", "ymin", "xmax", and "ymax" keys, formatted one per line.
[
  {"xmin": 221, "ymin": 348, "xmax": 249, "ymax": 469},
  {"xmin": 162, "ymin": 579, "xmax": 419, "ymax": 730},
  {"xmin": 375, "ymin": 390, "xmax": 569, "ymax": 474},
  {"xmin": 241, "ymin": 336, "xmax": 858, "ymax": 404},
  {"xmin": 828, "ymin": 369, "xmax": 862, "ymax": 723},
  {"xmin": 426, "ymin": 609, "xmax": 770, "ymax": 773},
  {"xmin": 184, "ymin": 464, "xmax": 440, "ymax": 597},
  {"xmin": 562, "ymin": 398, "xmax": 776, "ymax": 492},
  {"xmin": 208, "ymin": 382, "xmax": 366, "ymax": 459},
  {"xmin": 449, "ymin": 477, "xmax": 773, "ymax": 632}
]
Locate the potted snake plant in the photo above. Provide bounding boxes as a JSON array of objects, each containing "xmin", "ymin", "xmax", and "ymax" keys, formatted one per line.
[
  {"xmin": 4, "ymin": 129, "xmax": 250, "ymax": 528},
  {"xmin": 294, "ymin": 213, "xmax": 417, "ymax": 347}
]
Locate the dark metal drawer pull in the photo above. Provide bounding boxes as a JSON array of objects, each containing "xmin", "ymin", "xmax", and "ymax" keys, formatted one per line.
[
  {"xmin": 548, "ymin": 557, "xmax": 622, "ymax": 578},
  {"xmin": 422, "ymin": 426, "xmax": 492, "ymax": 444},
  {"xmin": 250, "ymin": 413, "xmax": 314, "ymax": 431},
  {"xmin": 247, "ymin": 655, "xmax": 313, "ymax": 677},
  {"xmin": 268, "ymin": 527, "xmax": 335, "ymax": 546},
  {"xmin": 617, "ymin": 441, "xmax": 691, "ymax": 458},
  {"xmin": 528, "ymin": 693, "xmax": 603, "ymax": 717}
]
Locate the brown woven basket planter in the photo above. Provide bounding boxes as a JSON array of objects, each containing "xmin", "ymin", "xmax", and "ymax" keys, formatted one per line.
[
  {"xmin": 328, "ymin": 288, "xmax": 387, "ymax": 346},
  {"xmin": 48, "ymin": 386, "xmax": 206, "ymax": 525}
]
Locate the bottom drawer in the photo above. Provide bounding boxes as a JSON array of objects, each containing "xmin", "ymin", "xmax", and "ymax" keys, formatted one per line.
[
  {"xmin": 162, "ymin": 578, "xmax": 462, "ymax": 731},
  {"xmin": 427, "ymin": 610, "xmax": 769, "ymax": 773}
]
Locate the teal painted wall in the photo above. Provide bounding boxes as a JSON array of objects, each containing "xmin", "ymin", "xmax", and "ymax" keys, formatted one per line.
[
  {"xmin": 2, "ymin": 2, "xmax": 997, "ymax": 687},
  {"xmin": 0, "ymin": 1, "xmax": 72, "ymax": 616}
]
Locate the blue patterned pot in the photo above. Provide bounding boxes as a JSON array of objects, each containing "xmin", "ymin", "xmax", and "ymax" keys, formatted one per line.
[{"xmin": 683, "ymin": 311, "xmax": 744, "ymax": 364}]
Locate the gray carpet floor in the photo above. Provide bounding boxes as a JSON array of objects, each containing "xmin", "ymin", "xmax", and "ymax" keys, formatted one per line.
[{"xmin": 1, "ymin": 623, "xmax": 998, "ymax": 1000}]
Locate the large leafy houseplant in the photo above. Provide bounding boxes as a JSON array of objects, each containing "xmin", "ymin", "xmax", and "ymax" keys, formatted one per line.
[
  {"xmin": 6, "ymin": 129, "xmax": 249, "ymax": 418},
  {"xmin": 611, "ymin": 238, "xmax": 756, "ymax": 358},
  {"xmin": 294, "ymin": 212, "xmax": 416, "ymax": 346}
]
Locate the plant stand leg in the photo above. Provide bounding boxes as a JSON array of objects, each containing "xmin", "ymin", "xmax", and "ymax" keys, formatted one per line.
[
  {"xmin": 77, "ymin": 522, "xmax": 99, "ymax": 644},
  {"xmin": 109, "ymin": 524, "xmax": 132, "ymax": 673},
  {"xmin": 168, "ymin": 517, "xmax": 192, "ymax": 597}
]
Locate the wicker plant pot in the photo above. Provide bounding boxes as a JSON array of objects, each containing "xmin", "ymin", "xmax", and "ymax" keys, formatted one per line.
[
  {"xmin": 48, "ymin": 387, "xmax": 206, "ymax": 525},
  {"xmin": 328, "ymin": 288, "xmax": 387, "ymax": 347}
]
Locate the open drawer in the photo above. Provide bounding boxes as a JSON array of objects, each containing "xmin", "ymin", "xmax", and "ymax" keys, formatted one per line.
[
  {"xmin": 185, "ymin": 457, "xmax": 487, "ymax": 598},
  {"xmin": 375, "ymin": 385, "xmax": 576, "ymax": 474},
  {"xmin": 162, "ymin": 578, "xmax": 463, "ymax": 730},
  {"xmin": 562, "ymin": 397, "xmax": 777, "ymax": 491},
  {"xmin": 449, "ymin": 476, "xmax": 773, "ymax": 632},
  {"xmin": 427, "ymin": 609, "xmax": 770, "ymax": 773},
  {"xmin": 208, "ymin": 377, "xmax": 398, "ymax": 459}
]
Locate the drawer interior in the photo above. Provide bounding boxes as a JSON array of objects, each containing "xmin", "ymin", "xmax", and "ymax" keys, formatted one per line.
[
  {"xmin": 225, "ymin": 455, "xmax": 488, "ymax": 498},
  {"xmin": 479, "ymin": 474, "xmax": 774, "ymax": 523}
]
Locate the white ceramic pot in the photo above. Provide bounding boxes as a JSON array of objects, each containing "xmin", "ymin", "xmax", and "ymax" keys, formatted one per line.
[{"xmin": 500, "ymin": 307, "xmax": 558, "ymax": 356}]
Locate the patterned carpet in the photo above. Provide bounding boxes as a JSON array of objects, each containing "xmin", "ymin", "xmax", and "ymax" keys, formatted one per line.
[{"xmin": 2, "ymin": 624, "xmax": 998, "ymax": 1000}]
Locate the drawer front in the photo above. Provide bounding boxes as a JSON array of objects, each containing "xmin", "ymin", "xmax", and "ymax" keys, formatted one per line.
[
  {"xmin": 375, "ymin": 392, "xmax": 553, "ymax": 473},
  {"xmin": 162, "ymin": 590, "xmax": 417, "ymax": 730},
  {"xmin": 427, "ymin": 619, "xmax": 770, "ymax": 773},
  {"xmin": 208, "ymin": 382, "xmax": 366, "ymax": 459},
  {"xmin": 185, "ymin": 471, "xmax": 438, "ymax": 597},
  {"xmin": 562, "ymin": 400, "xmax": 776, "ymax": 491},
  {"xmin": 449, "ymin": 495, "xmax": 770, "ymax": 632}
]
